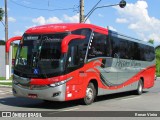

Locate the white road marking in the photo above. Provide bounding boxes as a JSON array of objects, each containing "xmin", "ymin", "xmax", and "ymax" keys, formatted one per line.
[
  {"xmin": 121, "ymin": 96, "xmax": 141, "ymax": 101},
  {"xmin": 0, "ymin": 93, "xmax": 7, "ymax": 95},
  {"xmin": 63, "ymin": 108, "xmax": 79, "ymax": 111},
  {"xmin": 0, "ymin": 90, "xmax": 3, "ymax": 93},
  {"xmin": 48, "ymin": 108, "xmax": 80, "ymax": 115},
  {"xmin": 0, "ymin": 91, "xmax": 12, "ymax": 95},
  {"xmin": 4, "ymin": 91, "xmax": 12, "ymax": 94}
]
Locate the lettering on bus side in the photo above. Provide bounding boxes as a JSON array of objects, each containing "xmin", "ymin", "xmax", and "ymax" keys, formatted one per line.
[{"xmin": 115, "ymin": 58, "xmax": 141, "ymax": 68}]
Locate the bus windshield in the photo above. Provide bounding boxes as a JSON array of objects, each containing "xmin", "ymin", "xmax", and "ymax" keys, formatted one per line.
[{"xmin": 14, "ymin": 33, "xmax": 68, "ymax": 78}]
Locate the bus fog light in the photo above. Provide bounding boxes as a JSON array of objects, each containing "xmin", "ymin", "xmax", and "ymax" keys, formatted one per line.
[{"xmin": 53, "ymin": 92, "xmax": 61, "ymax": 97}]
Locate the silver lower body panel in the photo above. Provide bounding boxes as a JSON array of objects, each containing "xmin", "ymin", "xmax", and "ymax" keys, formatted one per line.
[
  {"xmin": 98, "ymin": 81, "xmax": 138, "ymax": 96},
  {"xmin": 12, "ymin": 83, "xmax": 66, "ymax": 101}
]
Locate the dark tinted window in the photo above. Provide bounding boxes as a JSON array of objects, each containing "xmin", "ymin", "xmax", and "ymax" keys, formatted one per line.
[
  {"xmin": 133, "ymin": 42, "xmax": 141, "ymax": 60},
  {"xmin": 66, "ymin": 40, "xmax": 85, "ymax": 72},
  {"xmin": 87, "ymin": 32, "xmax": 111, "ymax": 59},
  {"xmin": 111, "ymin": 37, "xmax": 129, "ymax": 59},
  {"xmin": 72, "ymin": 28, "xmax": 91, "ymax": 42},
  {"xmin": 138, "ymin": 44, "xmax": 155, "ymax": 61},
  {"xmin": 67, "ymin": 45, "xmax": 79, "ymax": 67},
  {"xmin": 110, "ymin": 34, "xmax": 155, "ymax": 61},
  {"xmin": 127, "ymin": 41, "xmax": 135, "ymax": 59},
  {"xmin": 14, "ymin": 33, "xmax": 68, "ymax": 78},
  {"xmin": 72, "ymin": 28, "xmax": 92, "ymax": 59}
]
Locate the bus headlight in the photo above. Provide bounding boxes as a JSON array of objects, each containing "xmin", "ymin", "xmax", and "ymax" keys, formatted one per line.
[{"xmin": 49, "ymin": 77, "xmax": 73, "ymax": 87}]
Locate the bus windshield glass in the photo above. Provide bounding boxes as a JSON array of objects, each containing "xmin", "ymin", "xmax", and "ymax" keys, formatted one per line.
[{"xmin": 14, "ymin": 33, "xmax": 68, "ymax": 78}]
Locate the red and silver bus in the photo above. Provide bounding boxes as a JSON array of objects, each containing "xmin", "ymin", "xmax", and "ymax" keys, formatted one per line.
[{"xmin": 6, "ymin": 23, "xmax": 155, "ymax": 105}]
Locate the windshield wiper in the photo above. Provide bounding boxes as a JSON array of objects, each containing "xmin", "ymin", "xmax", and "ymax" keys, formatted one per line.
[{"xmin": 33, "ymin": 38, "xmax": 48, "ymax": 78}]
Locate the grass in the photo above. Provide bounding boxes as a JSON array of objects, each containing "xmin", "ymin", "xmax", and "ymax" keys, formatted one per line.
[
  {"xmin": 156, "ymin": 47, "xmax": 160, "ymax": 78},
  {"xmin": 0, "ymin": 82, "xmax": 12, "ymax": 86},
  {"xmin": 0, "ymin": 77, "xmax": 12, "ymax": 80},
  {"xmin": 156, "ymin": 73, "xmax": 160, "ymax": 77},
  {"xmin": 13, "ymin": 46, "xmax": 18, "ymax": 59},
  {"xmin": 0, "ymin": 77, "xmax": 6, "ymax": 80}
]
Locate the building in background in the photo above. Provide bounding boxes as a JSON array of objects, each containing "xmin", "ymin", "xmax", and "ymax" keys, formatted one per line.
[{"xmin": 0, "ymin": 45, "xmax": 12, "ymax": 78}]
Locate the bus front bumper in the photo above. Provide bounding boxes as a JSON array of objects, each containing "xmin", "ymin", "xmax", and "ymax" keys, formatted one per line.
[{"xmin": 12, "ymin": 83, "xmax": 66, "ymax": 101}]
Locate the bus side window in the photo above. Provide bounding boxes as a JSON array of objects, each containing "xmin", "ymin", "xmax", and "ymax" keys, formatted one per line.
[
  {"xmin": 111, "ymin": 37, "xmax": 131, "ymax": 59},
  {"xmin": 67, "ymin": 45, "xmax": 79, "ymax": 67},
  {"xmin": 87, "ymin": 32, "xmax": 110, "ymax": 59}
]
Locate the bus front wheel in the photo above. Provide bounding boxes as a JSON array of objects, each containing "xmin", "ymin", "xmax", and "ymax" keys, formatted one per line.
[{"xmin": 82, "ymin": 82, "xmax": 96, "ymax": 105}]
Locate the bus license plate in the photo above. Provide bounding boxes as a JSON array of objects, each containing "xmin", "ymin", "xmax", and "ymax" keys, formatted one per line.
[{"xmin": 28, "ymin": 94, "xmax": 38, "ymax": 98}]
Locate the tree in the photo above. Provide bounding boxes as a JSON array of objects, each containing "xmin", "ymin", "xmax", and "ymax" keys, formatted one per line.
[
  {"xmin": 0, "ymin": 40, "xmax": 5, "ymax": 45},
  {"xmin": 155, "ymin": 46, "xmax": 160, "ymax": 77},
  {"xmin": 0, "ymin": 8, "xmax": 4, "ymax": 21},
  {"xmin": 148, "ymin": 39, "xmax": 154, "ymax": 44}
]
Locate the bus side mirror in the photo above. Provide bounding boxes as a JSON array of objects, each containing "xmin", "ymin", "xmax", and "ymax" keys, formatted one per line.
[{"xmin": 6, "ymin": 36, "xmax": 22, "ymax": 53}]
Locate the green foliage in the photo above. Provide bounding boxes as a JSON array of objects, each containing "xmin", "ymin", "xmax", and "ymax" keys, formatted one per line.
[
  {"xmin": 148, "ymin": 39, "xmax": 154, "ymax": 44},
  {"xmin": 156, "ymin": 47, "xmax": 160, "ymax": 76},
  {"xmin": 0, "ymin": 40, "xmax": 5, "ymax": 45},
  {"xmin": 0, "ymin": 8, "xmax": 4, "ymax": 21},
  {"xmin": 0, "ymin": 77, "xmax": 12, "ymax": 80},
  {"xmin": 13, "ymin": 46, "xmax": 18, "ymax": 59},
  {"xmin": 0, "ymin": 82, "xmax": 12, "ymax": 86}
]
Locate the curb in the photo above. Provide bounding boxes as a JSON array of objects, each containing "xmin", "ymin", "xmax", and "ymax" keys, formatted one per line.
[
  {"xmin": 0, "ymin": 85, "xmax": 12, "ymax": 88},
  {"xmin": 0, "ymin": 81, "xmax": 12, "ymax": 83},
  {"xmin": 0, "ymin": 81, "xmax": 12, "ymax": 84}
]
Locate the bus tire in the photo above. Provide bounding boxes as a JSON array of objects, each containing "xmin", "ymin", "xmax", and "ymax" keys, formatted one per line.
[
  {"xmin": 82, "ymin": 82, "xmax": 96, "ymax": 105},
  {"xmin": 135, "ymin": 79, "xmax": 143, "ymax": 95}
]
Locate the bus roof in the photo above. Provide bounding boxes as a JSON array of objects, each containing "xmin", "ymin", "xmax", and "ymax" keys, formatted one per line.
[
  {"xmin": 25, "ymin": 23, "xmax": 154, "ymax": 47},
  {"xmin": 25, "ymin": 23, "xmax": 108, "ymax": 34}
]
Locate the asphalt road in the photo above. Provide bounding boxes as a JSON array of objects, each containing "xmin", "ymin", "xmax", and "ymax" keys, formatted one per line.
[{"xmin": 0, "ymin": 78, "xmax": 160, "ymax": 118}]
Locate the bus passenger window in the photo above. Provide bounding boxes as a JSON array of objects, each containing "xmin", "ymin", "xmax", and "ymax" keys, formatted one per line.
[{"xmin": 87, "ymin": 32, "xmax": 110, "ymax": 59}]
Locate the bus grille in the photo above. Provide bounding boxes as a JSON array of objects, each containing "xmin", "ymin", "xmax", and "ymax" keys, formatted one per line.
[{"xmin": 17, "ymin": 84, "xmax": 49, "ymax": 90}]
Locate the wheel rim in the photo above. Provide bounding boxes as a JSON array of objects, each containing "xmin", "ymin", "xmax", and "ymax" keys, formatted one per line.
[
  {"xmin": 139, "ymin": 82, "xmax": 143, "ymax": 93},
  {"xmin": 86, "ymin": 88, "xmax": 93, "ymax": 101}
]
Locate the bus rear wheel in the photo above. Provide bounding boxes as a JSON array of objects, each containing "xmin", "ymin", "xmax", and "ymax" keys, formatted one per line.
[
  {"xmin": 135, "ymin": 79, "xmax": 143, "ymax": 95},
  {"xmin": 82, "ymin": 83, "xmax": 96, "ymax": 105}
]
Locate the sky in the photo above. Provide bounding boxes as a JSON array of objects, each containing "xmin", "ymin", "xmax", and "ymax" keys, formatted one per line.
[{"xmin": 0, "ymin": 0, "xmax": 160, "ymax": 47}]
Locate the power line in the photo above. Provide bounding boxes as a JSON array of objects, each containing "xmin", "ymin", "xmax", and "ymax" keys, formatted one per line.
[
  {"xmin": 85, "ymin": 0, "xmax": 102, "ymax": 20},
  {"xmin": 10, "ymin": 0, "xmax": 78, "ymax": 12},
  {"xmin": 79, "ymin": 0, "xmax": 103, "ymax": 23},
  {"xmin": 84, "ymin": 3, "xmax": 119, "ymax": 23}
]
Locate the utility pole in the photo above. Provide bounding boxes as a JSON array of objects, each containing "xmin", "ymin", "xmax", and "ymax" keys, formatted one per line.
[
  {"xmin": 79, "ymin": 0, "xmax": 84, "ymax": 23},
  {"xmin": 5, "ymin": 0, "xmax": 9, "ymax": 80}
]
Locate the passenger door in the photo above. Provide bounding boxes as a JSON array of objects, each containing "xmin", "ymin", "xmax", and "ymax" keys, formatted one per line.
[{"xmin": 66, "ymin": 40, "xmax": 85, "ymax": 84}]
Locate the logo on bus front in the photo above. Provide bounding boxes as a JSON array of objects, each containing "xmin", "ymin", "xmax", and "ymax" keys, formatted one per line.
[{"xmin": 33, "ymin": 68, "xmax": 39, "ymax": 74}]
